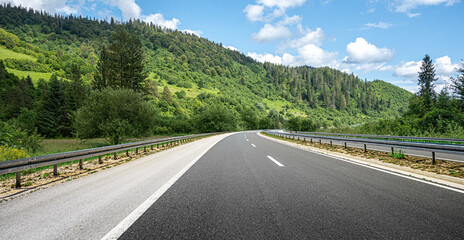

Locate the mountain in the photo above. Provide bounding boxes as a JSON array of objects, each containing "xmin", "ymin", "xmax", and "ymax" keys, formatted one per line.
[{"xmin": 0, "ymin": 4, "xmax": 413, "ymax": 132}]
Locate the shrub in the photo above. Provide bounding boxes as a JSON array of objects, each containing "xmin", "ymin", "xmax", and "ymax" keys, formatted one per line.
[
  {"xmin": 73, "ymin": 88, "xmax": 158, "ymax": 144},
  {"xmin": 0, "ymin": 121, "xmax": 42, "ymax": 153},
  {"xmin": 0, "ymin": 145, "xmax": 29, "ymax": 161}
]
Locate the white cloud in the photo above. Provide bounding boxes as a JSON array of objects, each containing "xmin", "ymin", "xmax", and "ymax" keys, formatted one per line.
[
  {"xmin": 244, "ymin": 4, "xmax": 264, "ymax": 21},
  {"xmin": 225, "ymin": 46, "xmax": 240, "ymax": 52},
  {"xmin": 144, "ymin": 13, "xmax": 180, "ymax": 29},
  {"xmin": 58, "ymin": 5, "xmax": 78, "ymax": 15},
  {"xmin": 182, "ymin": 29, "xmax": 202, "ymax": 36},
  {"xmin": 392, "ymin": 0, "xmax": 459, "ymax": 16},
  {"xmin": 247, "ymin": 52, "xmax": 283, "ymax": 64},
  {"xmin": 257, "ymin": 0, "xmax": 307, "ymax": 9},
  {"xmin": 406, "ymin": 12, "xmax": 421, "ymax": 17},
  {"xmin": 279, "ymin": 15, "xmax": 302, "ymax": 25},
  {"xmin": 393, "ymin": 56, "xmax": 459, "ymax": 80},
  {"xmin": 435, "ymin": 56, "xmax": 459, "ymax": 75},
  {"xmin": 283, "ymin": 44, "xmax": 338, "ymax": 67},
  {"xmin": 284, "ymin": 27, "xmax": 325, "ymax": 49},
  {"xmin": 364, "ymin": 22, "xmax": 392, "ymax": 29},
  {"xmin": 252, "ymin": 23, "xmax": 292, "ymax": 43},
  {"xmin": 110, "ymin": 0, "xmax": 141, "ymax": 20},
  {"xmin": 0, "ymin": 0, "xmax": 79, "ymax": 15},
  {"xmin": 344, "ymin": 37, "xmax": 394, "ymax": 64},
  {"xmin": 393, "ymin": 60, "xmax": 421, "ymax": 80}
]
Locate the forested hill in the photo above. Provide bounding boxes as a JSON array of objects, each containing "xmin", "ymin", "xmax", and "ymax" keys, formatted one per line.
[{"xmin": 0, "ymin": 4, "xmax": 412, "ymax": 132}]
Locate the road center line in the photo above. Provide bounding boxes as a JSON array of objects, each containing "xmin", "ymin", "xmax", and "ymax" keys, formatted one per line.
[
  {"xmin": 267, "ymin": 156, "xmax": 285, "ymax": 167},
  {"xmin": 251, "ymin": 144, "xmax": 256, "ymax": 147},
  {"xmin": 246, "ymin": 139, "xmax": 249, "ymax": 142}
]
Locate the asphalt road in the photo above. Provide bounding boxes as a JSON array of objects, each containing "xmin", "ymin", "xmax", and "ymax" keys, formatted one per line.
[
  {"xmin": 120, "ymin": 132, "xmax": 464, "ymax": 239},
  {"xmin": 1, "ymin": 132, "xmax": 463, "ymax": 239}
]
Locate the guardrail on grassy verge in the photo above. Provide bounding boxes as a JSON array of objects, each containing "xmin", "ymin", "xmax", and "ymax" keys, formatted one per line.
[
  {"xmin": 287, "ymin": 131, "xmax": 464, "ymax": 144},
  {"xmin": 264, "ymin": 131, "xmax": 464, "ymax": 164},
  {"xmin": 0, "ymin": 133, "xmax": 216, "ymax": 188}
]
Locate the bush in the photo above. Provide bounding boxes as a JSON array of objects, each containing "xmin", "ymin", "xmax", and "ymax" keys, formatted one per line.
[
  {"xmin": 3, "ymin": 58, "xmax": 51, "ymax": 72},
  {"xmin": 0, "ymin": 28, "xmax": 20, "ymax": 49},
  {"xmin": 0, "ymin": 145, "xmax": 29, "ymax": 161},
  {"xmin": 195, "ymin": 104, "xmax": 237, "ymax": 132},
  {"xmin": 0, "ymin": 121, "xmax": 42, "ymax": 153},
  {"xmin": 73, "ymin": 88, "xmax": 158, "ymax": 144}
]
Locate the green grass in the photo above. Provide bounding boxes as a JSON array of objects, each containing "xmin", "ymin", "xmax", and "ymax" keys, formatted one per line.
[
  {"xmin": 149, "ymin": 72, "xmax": 219, "ymax": 98},
  {"xmin": 33, "ymin": 135, "xmax": 175, "ymax": 157},
  {"xmin": 389, "ymin": 149, "xmax": 405, "ymax": 159},
  {"xmin": 0, "ymin": 46, "xmax": 35, "ymax": 61},
  {"xmin": 6, "ymin": 67, "xmax": 53, "ymax": 84},
  {"xmin": 262, "ymin": 98, "xmax": 307, "ymax": 117}
]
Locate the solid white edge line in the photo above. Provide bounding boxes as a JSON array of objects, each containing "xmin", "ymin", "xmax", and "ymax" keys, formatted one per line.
[
  {"xmin": 251, "ymin": 144, "xmax": 256, "ymax": 147},
  {"xmin": 259, "ymin": 132, "xmax": 464, "ymax": 194},
  {"xmin": 267, "ymin": 156, "xmax": 285, "ymax": 167},
  {"xmin": 101, "ymin": 137, "xmax": 224, "ymax": 240}
]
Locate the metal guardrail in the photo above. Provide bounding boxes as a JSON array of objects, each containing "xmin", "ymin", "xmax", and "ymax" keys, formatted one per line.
[
  {"xmin": 289, "ymin": 131, "xmax": 464, "ymax": 144},
  {"xmin": 264, "ymin": 131, "xmax": 464, "ymax": 163},
  {"xmin": 1, "ymin": 133, "xmax": 216, "ymax": 188}
]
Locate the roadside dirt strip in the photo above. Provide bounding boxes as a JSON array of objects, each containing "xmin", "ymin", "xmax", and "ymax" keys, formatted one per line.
[{"xmin": 259, "ymin": 132, "xmax": 464, "ymax": 192}]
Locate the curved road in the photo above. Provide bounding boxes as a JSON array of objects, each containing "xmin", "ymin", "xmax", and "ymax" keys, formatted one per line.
[{"xmin": 1, "ymin": 132, "xmax": 463, "ymax": 239}]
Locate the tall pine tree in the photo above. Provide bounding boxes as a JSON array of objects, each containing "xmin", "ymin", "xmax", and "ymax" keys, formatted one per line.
[
  {"xmin": 417, "ymin": 55, "xmax": 437, "ymax": 113},
  {"xmin": 94, "ymin": 27, "xmax": 147, "ymax": 92}
]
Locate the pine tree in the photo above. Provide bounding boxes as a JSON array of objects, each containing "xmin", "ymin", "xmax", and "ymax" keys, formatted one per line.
[
  {"xmin": 162, "ymin": 86, "xmax": 173, "ymax": 104},
  {"xmin": 94, "ymin": 27, "xmax": 147, "ymax": 92},
  {"xmin": 69, "ymin": 63, "xmax": 85, "ymax": 110},
  {"xmin": 417, "ymin": 54, "xmax": 437, "ymax": 112},
  {"xmin": 36, "ymin": 75, "xmax": 71, "ymax": 137},
  {"xmin": 451, "ymin": 63, "xmax": 464, "ymax": 105}
]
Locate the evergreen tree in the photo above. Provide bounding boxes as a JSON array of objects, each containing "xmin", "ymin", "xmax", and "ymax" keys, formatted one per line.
[
  {"xmin": 451, "ymin": 63, "xmax": 464, "ymax": 105},
  {"xmin": 68, "ymin": 63, "xmax": 85, "ymax": 111},
  {"xmin": 417, "ymin": 54, "xmax": 437, "ymax": 113},
  {"xmin": 94, "ymin": 27, "xmax": 147, "ymax": 92},
  {"xmin": 36, "ymin": 75, "xmax": 71, "ymax": 137},
  {"xmin": 162, "ymin": 86, "xmax": 173, "ymax": 104}
]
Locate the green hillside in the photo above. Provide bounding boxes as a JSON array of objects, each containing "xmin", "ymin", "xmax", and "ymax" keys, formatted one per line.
[{"xmin": 0, "ymin": 4, "xmax": 413, "ymax": 133}]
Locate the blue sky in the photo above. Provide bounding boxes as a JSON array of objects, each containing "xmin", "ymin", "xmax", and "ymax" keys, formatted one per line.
[{"xmin": 3, "ymin": 0, "xmax": 463, "ymax": 92}]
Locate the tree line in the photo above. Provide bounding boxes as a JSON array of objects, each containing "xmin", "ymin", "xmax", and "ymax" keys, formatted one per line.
[{"xmin": 331, "ymin": 55, "xmax": 464, "ymax": 138}]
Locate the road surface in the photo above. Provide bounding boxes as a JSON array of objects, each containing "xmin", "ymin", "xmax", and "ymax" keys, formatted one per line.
[{"xmin": 1, "ymin": 132, "xmax": 463, "ymax": 239}]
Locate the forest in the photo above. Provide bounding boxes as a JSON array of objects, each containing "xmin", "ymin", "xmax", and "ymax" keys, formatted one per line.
[{"xmin": 2, "ymin": 4, "xmax": 450, "ymax": 161}]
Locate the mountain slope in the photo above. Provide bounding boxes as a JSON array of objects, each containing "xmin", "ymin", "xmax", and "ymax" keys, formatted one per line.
[{"xmin": 0, "ymin": 4, "xmax": 413, "ymax": 129}]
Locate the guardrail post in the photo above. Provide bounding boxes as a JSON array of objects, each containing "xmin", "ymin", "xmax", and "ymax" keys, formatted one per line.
[
  {"xmin": 432, "ymin": 152, "xmax": 436, "ymax": 164},
  {"xmin": 344, "ymin": 142, "xmax": 347, "ymax": 149},
  {"xmin": 53, "ymin": 164, "xmax": 58, "ymax": 176},
  {"xmin": 364, "ymin": 144, "xmax": 367, "ymax": 152},
  {"xmin": 391, "ymin": 147, "xmax": 394, "ymax": 155},
  {"xmin": 79, "ymin": 159, "xmax": 83, "ymax": 170},
  {"xmin": 319, "ymin": 139, "xmax": 322, "ymax": 144},
  {"xmin": 144, "ymin": 146, "xmax": 147, "ymax": 152},
  {"xmin": 98, "ymin": 155, "xmax": 102, "ymax": 164},
  {"xmin": 310, "ymin": 138, "xmax": 312, "ymax": 143},
  {"xmin": 151, "ymin": 145, "xmax": 154, "ymax": 150},
  {"xmin": 126, "ymin": 150, "xmax": 129, "ymax": 157},
  {"xmin": 330, "ymin": 140, "xmax": 332, "ymax": 146},
  {"xmin": 114, "ymin": 152, "xmax": 117, "ymax": 160},
  {"xmin": 135, "ymin": 148, "xmax": 138, "ymax": 154},
  {"xmin": 15, "ymin": 172, "xmax": 21, "ymax": 188}
]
